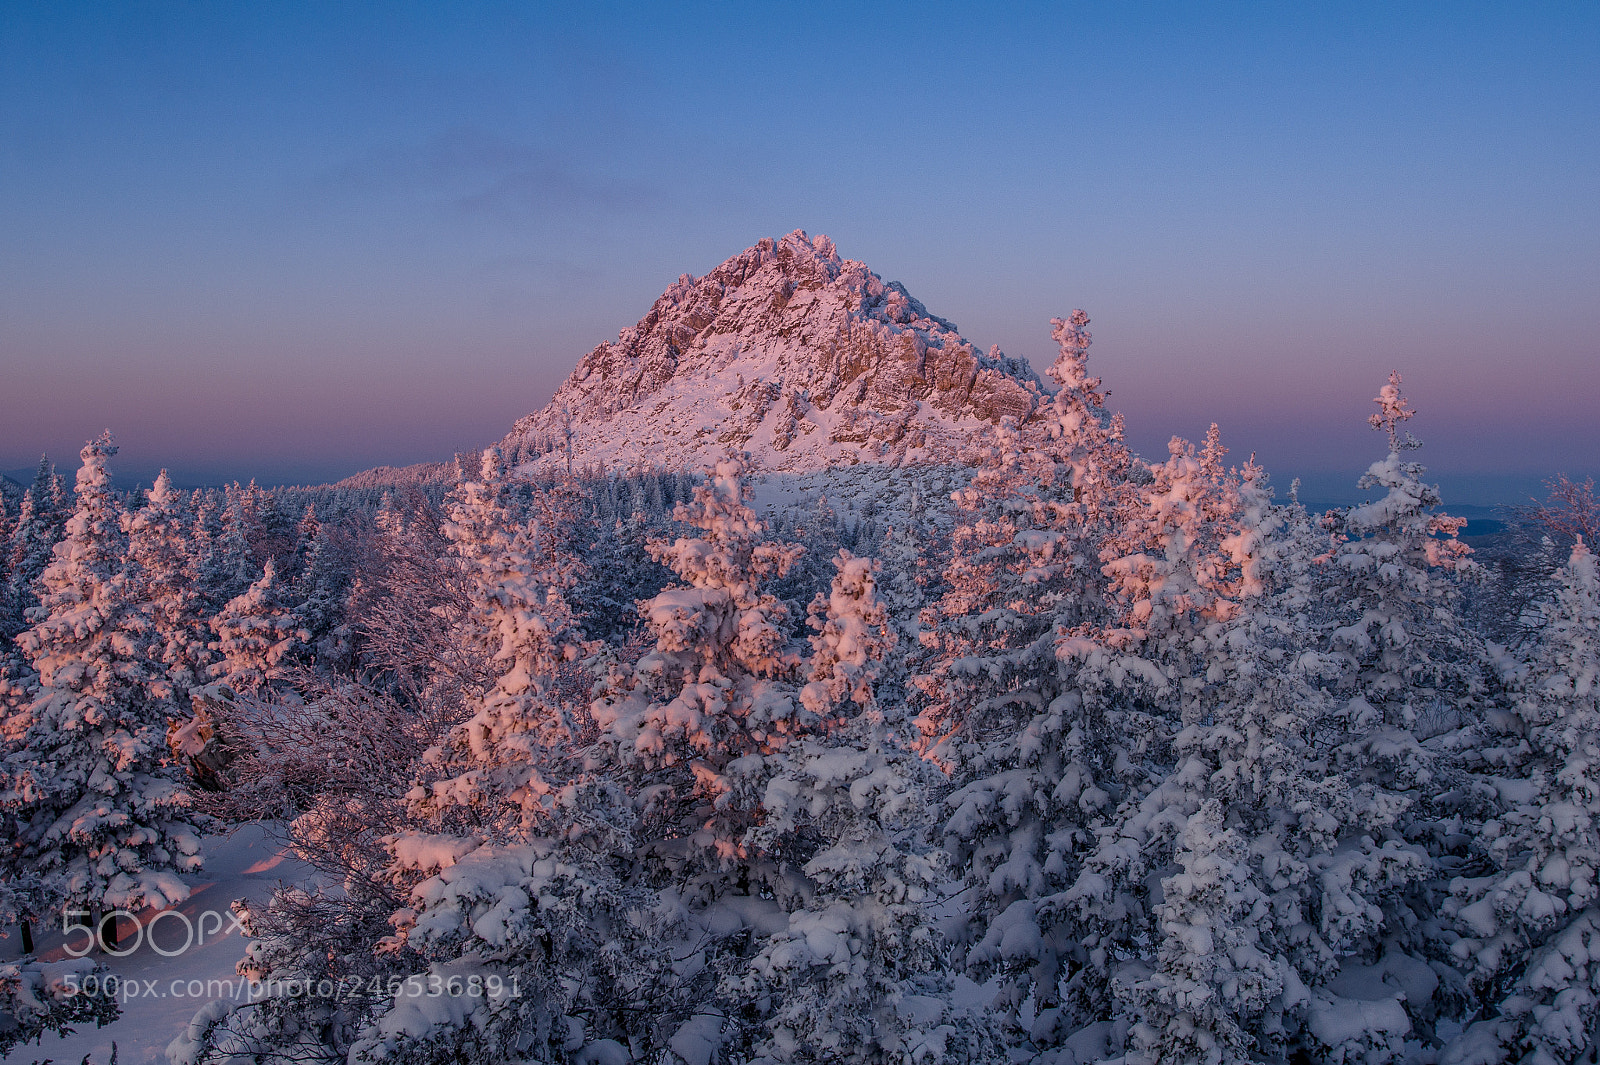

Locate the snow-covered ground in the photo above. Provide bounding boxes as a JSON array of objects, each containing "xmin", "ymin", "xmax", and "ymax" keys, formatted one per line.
[{"xmin": 2, "ymin": 824, "xmax": 311, "ymax": 1065}]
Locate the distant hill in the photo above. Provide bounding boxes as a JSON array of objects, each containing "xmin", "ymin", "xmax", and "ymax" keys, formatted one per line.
[{"xmin": 330, "ymin": 461, "xmax": 458, "ymax": 490}]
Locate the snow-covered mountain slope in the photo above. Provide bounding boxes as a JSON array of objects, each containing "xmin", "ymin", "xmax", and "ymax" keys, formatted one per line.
[
  {"xmin": 502, "ymin": 230, "xmax": 1044, "ymax": 473},
  {"xmin": 330, "ymin": 460, "xmax": 457, "ymax": 490}
]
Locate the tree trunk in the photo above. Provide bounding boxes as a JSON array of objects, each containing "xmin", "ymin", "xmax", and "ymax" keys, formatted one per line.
[
  {"xmin": 19, "ymin": 919, "xmax": 33, "ymax": 954},
  {"xmin": 98, "ymin": 911, "xmax": 118, "ymax": 952}
]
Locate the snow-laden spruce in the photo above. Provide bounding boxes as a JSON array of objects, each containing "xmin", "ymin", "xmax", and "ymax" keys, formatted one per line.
[
  {"xmin": 730, "ymin": 549, "xmax": 995, "ymax": 1064},
  {"xmin": 912, "ymin": 311, "xmax": 1147, "ymax": 1044},
  {"xmin": 909, "ymin": 358, "xmax": 1498, "ymax": 1063},
  {"xmin": 174, "ymin": 452, "xmax": 647, "ymax": 1065},
  {"xmin": 1324, "ymin": 372, "xmax": 1482, "ymax": 768},
  {"xmin": 285, "ymin": 503, "xmax": 347, "ymax": 654},
  {"xmin": 1, "ymin": 434, "xmax": 201, "ymax": 921},
  {"xmin": 406, "ymin": 453, "xmax": 594, "ymax": 821},
  {"xmin": 2, "ymin": 458, "xmax": 68, "ymax": 743},
  {"xmin": 589, "ymin": 452, "xmax": 810, "ymax": 870},
  {"xmin": 0, "ymin": 952, "xmax": 118, "ymax": 1057},
  {"xmin": 1442, "ymin": 538, "xmax": 1600, "ymax": 1064},
  {"xmin": 125, "ymin": 470, "xmax": 215, "ymax": 708},
  {"xmin": 208, "ymin": 558, "xmax": 311, "ymax": 693},
  {"xmin": 1091, "ymin": 459, "xmax": 1446, "ymax": 1065},
  {"xmin": 195, "ymin": 487, "xmax": 259, "ymax": 611},
  {"xmin": 3, "ymin": 456, "xmax": 68, "ymax": 642}
]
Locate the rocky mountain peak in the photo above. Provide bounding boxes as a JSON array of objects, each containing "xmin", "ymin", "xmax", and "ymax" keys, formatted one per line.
[{"xmin": 503, "ymin": 230, "xmax": 1044, "ymax": 472}]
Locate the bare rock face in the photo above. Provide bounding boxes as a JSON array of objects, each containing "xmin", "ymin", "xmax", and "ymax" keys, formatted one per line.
[{"xmin": 503, "ymin": 230, "xmax": 1044, "ymax": 472}]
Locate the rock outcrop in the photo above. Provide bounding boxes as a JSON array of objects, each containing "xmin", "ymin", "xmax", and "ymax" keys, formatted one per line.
[{"xmin": 502, "ymin": 231, "xmax": 1045, "ymax": 472}]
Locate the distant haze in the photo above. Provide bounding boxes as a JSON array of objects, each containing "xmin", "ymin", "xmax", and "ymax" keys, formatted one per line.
[{"xmin": 3, "ymin": 4, "xmax": 1595, "ymax": 503}]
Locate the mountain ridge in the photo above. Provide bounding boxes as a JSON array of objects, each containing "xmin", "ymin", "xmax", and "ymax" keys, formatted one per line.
[{"xmin": 500, "ymin": 230, "xmax": 1045, "ymax": 473}]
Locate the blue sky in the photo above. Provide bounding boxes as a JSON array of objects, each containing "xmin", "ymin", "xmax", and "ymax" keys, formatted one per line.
[{"xmin": 2, "ymin": 1, "xmax": 1596, "ymax": 502}]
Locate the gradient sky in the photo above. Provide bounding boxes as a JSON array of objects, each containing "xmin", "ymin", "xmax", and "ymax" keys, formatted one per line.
[{"xmin": 2, "ymin": 2, "xmax": 1596, "ymax": 503}]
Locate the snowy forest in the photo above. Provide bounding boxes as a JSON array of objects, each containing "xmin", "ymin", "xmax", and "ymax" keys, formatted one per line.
[{"xmin": 5, "ymin": 313, "xmax": 1600, "ymax": 1065}]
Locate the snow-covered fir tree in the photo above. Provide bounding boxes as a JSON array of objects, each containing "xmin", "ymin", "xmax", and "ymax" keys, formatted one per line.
[
  {"xmin": 575, "ymin": 453, "xmax": 821, "ymax": 1054},
  {"xmin": 178, "ymin": 455, "xmax": 646, "ymax": 1065},
  {"xmin": 1074, "ymin": 462, "xmax": 1286, "ymax": 1065},
  {"xmin": 197, "ymin": 490, "xmax": 259, "ymax": 610},
  {"xmin": 285, "ymin": 504, "xmax": 347, "ymax": 654},
  {"xmin": 410, "ymin": 450, "xmax": 595, "ymax": 830},
  {"xmin": 1443, "ymin": 539, "xmax": 1600, "ymax": 1064},
  {"xmin": 588, "ymin": 451, "xmax": 809, "ymax": 870},
  {"xmin": 0, "ymin": 434, "xmax": 201, "ymax": 930},
  {"xmin": 571, "ymin": 508, "xmax": 673, "ymax": 642},
  {"xmin": 868, "ymin": 516, "xmax": 929, "ymax": 712},
  {"xmin": 914, "ymin": 310, "xmax": 1134, "ymax": 756},
  {"xmin": 1081, "ymin": 462, "xmax": 1445, "ymax": 1065},
  {"xmin": 1256, "ymin": 374, "xmax": 1490, "ymax": 1060},
  {"xmin": 1324, "ymin": 371, "xmax": 1481, "ymax": 760},
  {"xmin": 1045, "ymin": 453, "xmax": 1283, "ymax": 1063},
  {"xmin": 912, "ymin": 312, "xmax": 1144, "ymax": 1046},
  {"xmin": 126, "ymin": 470, "xmax": 213, "ymax": 707},
  {"xmin": 0, "ymin": 638, "xmax": 32, "ymax": 747},
  {"xmin": 1099, "ymin": 424, "xmax": 1246, "ymax": 647},
  {"xmin": 3, "ymin": 456, "xmax": 67, "ymax": 639},
  {"xmin": 0, "ymin": 950, "xmax": 118, "ymax": 1056},
  {"xmin": 353, "ymin": 487, "xmax": 484, "ymax": 704},
  {"xmin": 729, "ymin": 549, "xmax": 994, "ymax": 1064},
  {"xmin": 0, "ymin": 491, "xmax": 12, "ymax": 642},
  {"xmin": 0, "ymin": 467, "xmax": 50, "ymax": 740},
  {"xmin": 224, "ymin": 480, "xmax": 276, "ymax": 564},
  {"xmin": 208, "ymin": 558, "xmax": 311, "ymax": 694}
]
